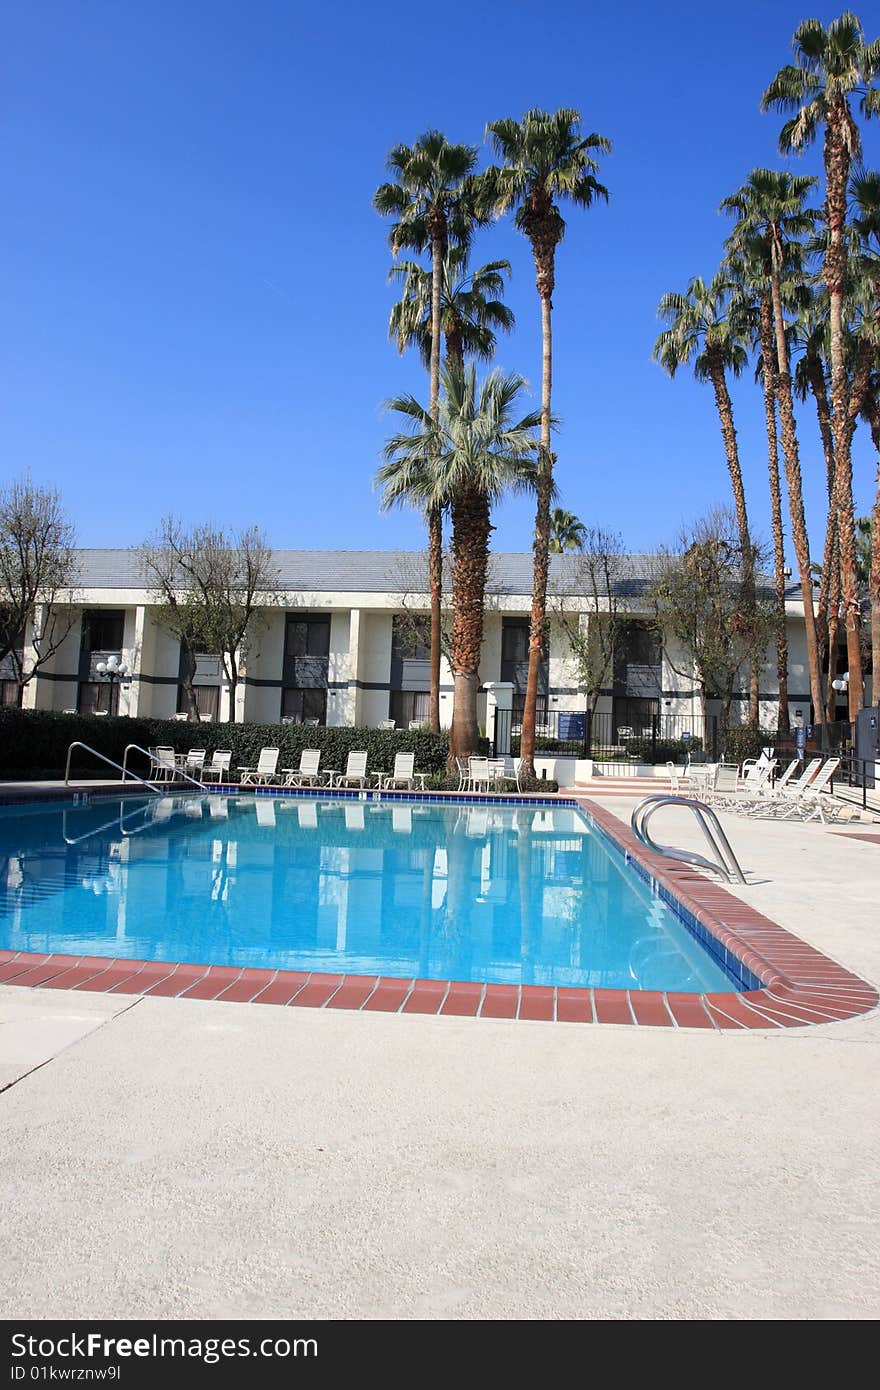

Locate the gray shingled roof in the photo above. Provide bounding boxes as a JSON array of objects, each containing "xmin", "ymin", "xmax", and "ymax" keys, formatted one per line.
[{"xmin": 71, "ymin": 548, "xmax": 670, "ymax": 596}]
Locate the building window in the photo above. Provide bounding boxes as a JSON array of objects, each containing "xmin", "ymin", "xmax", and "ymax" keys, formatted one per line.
[
  {"xmin": 78, "ymin": 681, "xmax": 120, "ymax": 716},
  {"xmin": 177, "ymin": 684, "xmax": 220, "ymax": 721},
  {"xmin": 82, "ymin": 610, "xmax": 125, "ymax": 652},
  {"xmin": 285, "ymin": 616, "xmax": 331, "ymax": 659},
  {"xmin": 1, "ymin": 681, "xmax": 20, "ymax": 707},
  {"xmin": 282, "ymin": 614, "xmax": 331, "ymax": 724},
  {"xmin": 501, "ymin": 619, "xmax": 530, "ymax": 666},
  {"xmin": 389, "ymin": 690, "xmax": 430, "ymax": 728},
  {"xmin": 391, "ymin": 614, "xmax": 431, "ymax": 661},
  {"xmin": 282, "ymin": 687, "xmax": 328, "ymax": 724}
]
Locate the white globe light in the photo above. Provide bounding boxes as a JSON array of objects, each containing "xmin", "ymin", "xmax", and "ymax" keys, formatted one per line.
[
  {"xmin": 95, "ymin": 660, "xmax": 107, "ymax": 674},
  {"xmin": 106, "ymin": 654, "xmax": 118, "ymax": 672}
]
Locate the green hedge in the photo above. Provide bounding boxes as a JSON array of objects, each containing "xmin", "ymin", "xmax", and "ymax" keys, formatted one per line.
[
  {"xmin": 0, "ymin": 708, "xmax": 455, "ymax": 780},
  {"xmin": 721, "ymin": 723, "xmax": 776, "ymax": 764},
  {"xmin": 623, "ymin": 736, "xmax": 704, "ymax": 765}
]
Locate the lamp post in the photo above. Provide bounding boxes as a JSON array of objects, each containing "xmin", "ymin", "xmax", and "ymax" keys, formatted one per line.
[{"xmin": 95, "ymin": 654, "xmax": 130, "ymax": 714}]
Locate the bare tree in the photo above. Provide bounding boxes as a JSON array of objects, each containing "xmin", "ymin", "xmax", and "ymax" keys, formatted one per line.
[
  {"xmin": 0, "ymin": 478, "xmax": 78, "ymax": 703},
  {"xmin": 141, "ymin": 518, "xmax": 279, "ymax": 723},
  {"xmin": 389, "ymin": 549, "xmax": 498, "ymax": 671},
  {"xmin": 649, "ymin": 508, "xmax": 773, "ymax": 739},
  {"xmin": 551, "ymin": 526, "xmax": 627, "ymax": 715}
]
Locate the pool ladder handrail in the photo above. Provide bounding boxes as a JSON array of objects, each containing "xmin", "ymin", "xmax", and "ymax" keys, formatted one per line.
[
  {"xmin": 630, "ymin": 794, "xmax": 746, "ymax": 885},
  {"xmin": 64, "ymin": 741, "xmax": 163, "ymax": 794},
  {"xmin": 121, "ymin": 743, "xmax": 206, "ymax": 792}
]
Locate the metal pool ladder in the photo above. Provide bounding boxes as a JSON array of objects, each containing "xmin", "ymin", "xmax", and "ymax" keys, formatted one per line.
[{"xmin": 630, "ymin": 794, "xmax": 746, "ymax": 885}]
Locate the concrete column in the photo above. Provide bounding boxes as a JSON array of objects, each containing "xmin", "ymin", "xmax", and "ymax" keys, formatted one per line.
[
  {"xmin": 19, "ymin": 608, "xmax": 42, "ymax": 710},
  {"xmin": 345, "ymin": 609, "xmax": 361, "ymax": 727},
  {"xmin": 122, "ymin": 606, "xmax": 147, "ymax": 716},
  {"xmin": 484, "ymin": 681, "xmax": 514, "ymax": 755}
]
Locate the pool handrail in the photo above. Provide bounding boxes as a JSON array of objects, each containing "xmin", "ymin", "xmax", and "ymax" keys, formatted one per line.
[
  {"xmin": 121, "ymin": 743, "xmax": 207, "ymax": 792},
  {"xmin": 630, "ymin": 794, "xmax": 746, "ymax": 885},
  {"xmin": 64, "ymin": 741, "xmax": 164, "ymax": 794}
]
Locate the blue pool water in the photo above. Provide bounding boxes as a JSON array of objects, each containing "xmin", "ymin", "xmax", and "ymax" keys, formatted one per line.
[{"xmin": 0, "ymin": 794, "xmax": 739, "ymax": 993}]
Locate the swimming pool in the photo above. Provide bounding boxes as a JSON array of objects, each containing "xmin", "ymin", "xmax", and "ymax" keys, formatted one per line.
[{"xmin": 0, "ymin": 793, "xmax": 741, "ymax": 994}]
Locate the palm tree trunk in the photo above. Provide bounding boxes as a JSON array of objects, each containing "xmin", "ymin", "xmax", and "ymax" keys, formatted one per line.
[
  {"xmin": 706, "ymin": 353, "xmax": 759, "ymax": 723},
  {"xmin": 427, "ymin": 504, "xmax": 442, "ymax": 734},
  {"xmin": 768, "ymin": 265, "xmax": 824, "ymax": 723},
  {"xmin": 806, "ymin": 352, "xmax": 838, "ymax": 703},
  {"xmin": 427, "ymin": 225, "xmax": 445, "ymax": 735},
  {"xmin": 759, "ymin": 299, "xmax": 788, "ymax": 736},
  {"xmin": 449, "ymin": 486, "xmax": 491, "ymax": 761},
  {"xmin": 862, "ymin": 393, "xmax": 880, "ymax": 705},
  {"xmin": 823, "ymin": 115, "xmax": 863, "ymax": 718},
  {"xmin": 519, "ymin": 287, "xmax": 553, "ymax": 775}
]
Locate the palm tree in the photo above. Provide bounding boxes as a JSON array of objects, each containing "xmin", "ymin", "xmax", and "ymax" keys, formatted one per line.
[
  {"xmin": 378, "ymin": 366, "xmax": 540, "ymax": 759},
  {"xmin": 388, "ymin": 247, "xmax": 515, "ymax": 371},
  {"xmin": 653, "ymin": 273, "xmax": 760, "ymax": 721},
  {"xmin": 726, "ymin": 246, "xmax": 791, "ymax": 733},
  {"xmin": 851, "ymin": 171, "xmax": 880, "ymax": 689},
  {"xmin": 762, "ymin": 11, "xmax": 880, "ymax": 719},
  {"xmin": 721, "ymin": 169, "xmax": 825, "ymax": 724},
  {"xmin": 791, "ymin": 296, "xmax": 842, "ymax": 720},
  {"xmin": 485, "ymin": 108, "xmax": 610, "ymax": 772},
  {"xmin": 374, "ymin": 132, "xmax": 481, "ymax": 734},
  {"xmin": 549, "ymin": 507, "xmax": 587, "ymax": 553}
]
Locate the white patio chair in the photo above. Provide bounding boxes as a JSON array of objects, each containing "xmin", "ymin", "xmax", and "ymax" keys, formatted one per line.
[
  {"xmin": 333, "ymin": 750, "xmax": 370, "ymax": 789},
  {"xmin": 239, "ymin": 748, "xmax": 280, "ymax": 785},
  {"xmin": 468, "ymin": 756, "xmax": 491, "ymax": 792},
  {"xmin": 455, "ymin": 756, "xmax": 471, "ymax": 791},
  {"xmin": 740, "ymin": 757, "xmax": 822, "ymax": 817},
  {"xmin": 381, "ymin": 752, "xmax": 427, "ymax": 791},
  {"xmin": 153, "ymin": 747, "xmax": 176, "ymax": 783},
  {"xmin": 184, "ymin": 749, "xmax": 206, "ymax": 780},
  {"xmin": 408, "ymin": 719, "xmax": 424, "ymax": 731},
  {"xmin": 377, "ymin": 719, "xmax": 396, "ymax": 730},
  {"xmin": 666, "ymin": 761, "xmax": 694, "ymax": 794},
  {"xmin": 203, "ymin": 750, "xmax": 232, "ymax": 782},
  {"xmin": 703, "ymin": 764, "xmax": 741, "ymax": 804},
  {"xmin": 284, "ymin": 749, "xmax": 330, "ymax": 788}
]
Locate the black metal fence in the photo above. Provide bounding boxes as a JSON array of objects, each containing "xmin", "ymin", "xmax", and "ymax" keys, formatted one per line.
[{"xmin": 495, "ymin": 708, "xmax": 722, "ymax": 762}]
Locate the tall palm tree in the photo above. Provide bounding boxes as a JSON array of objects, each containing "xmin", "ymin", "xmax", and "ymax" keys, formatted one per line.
[
  {"xmin": 653, "ymin": 273, "xmax": 760, "ymax": 721},
  {"xmin": 549, "ymin": 507, "xmax": 587, "ymax": 553},
  {"xmin": 388, "ymin": 247, "xmax": 515, "ymax": 371},
  {"xmin": 374, "ymin": 132, "xmax": 481, "ymax": 734},
  {"xmin": 378, "ymin": 366, "xmax": 540, "ymax": 759},
  {"xmin": 851, "ymin": 171, "xmax": 880, "ymax": 689},
  {"xmin": 721, "ymin": 169, "xmax": 825, "ymax": 723},
  {"xmin": 762, "ymin": 11, "xmax": 880, "ymax": 718},
  {"xmin": 485, "ymin": 108, "xmax": 610, "ymax": 772},
  {"xmin": 791, "ymin": 296, "xmax": 842, "ymax": 720},
  {"xmin": 726, "ymin": 245, "xmax": 790, "ymax": 733}
]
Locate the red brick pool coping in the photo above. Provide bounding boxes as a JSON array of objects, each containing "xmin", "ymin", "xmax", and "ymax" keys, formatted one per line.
[{"xmin": 0, "ymin": 796, "xmax": 876, "ymax": 1031}]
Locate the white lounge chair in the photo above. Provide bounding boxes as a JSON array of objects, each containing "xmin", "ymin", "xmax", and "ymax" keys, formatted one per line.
[
  {"xmin": 333, "ymin": 751, "xmax": 370, "ymax": 789},
  {"xmin": 740, "ymin": 757, "xmax": 822, "ymax": 817},
  {"xmin": 666, "ymin": 761, "xmax": 694, "ymax": 795},
  {"xmin": 777, "ymin": 756, "xmax": 841, "ymax": 823},
  {"xmin": 203, "ymin": 750, "xmax": 232, "ymax": 781},
  {"xmin": 239, "ymin": 748, "xmax": 280, "ymax": 785},
  {"xmin": 381, "ymin": 752, "xmax": 427, "ymax": 791},
  {"xmin": 377, "ymin": 719, "xmax": 396, "ymax": 730},
  {"xmin": 704, "ymin": 764, "xmax": 740, "ymax": 803},
  {"xmin": 284, "ymin": 749, "xmax": 330, "ymax": 788}
]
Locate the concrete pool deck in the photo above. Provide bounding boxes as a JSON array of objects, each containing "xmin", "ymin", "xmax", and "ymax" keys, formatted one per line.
[{"xmin": 0, "ymin": 796, "xmax": 878, "ymax": 1319}]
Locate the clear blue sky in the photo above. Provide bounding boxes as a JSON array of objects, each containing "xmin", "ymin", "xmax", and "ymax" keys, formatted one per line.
[{"xmin": 2, "ymin": 1, "xmax": 876, "ymax": 560}]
